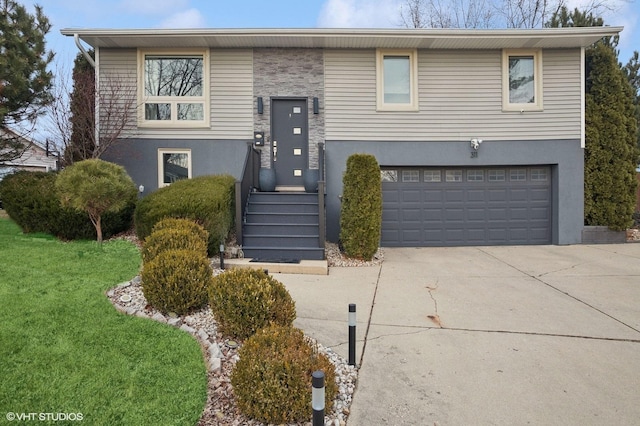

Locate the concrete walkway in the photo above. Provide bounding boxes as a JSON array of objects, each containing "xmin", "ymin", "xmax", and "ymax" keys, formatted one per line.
[{"xmin": 277, "ymin": 244, "xmax": 640, "ymax": 425}]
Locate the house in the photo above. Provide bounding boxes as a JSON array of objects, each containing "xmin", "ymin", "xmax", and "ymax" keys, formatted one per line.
[
  {"xmin": 61, "ymin": 27, "xmax": 621, "ymax": 259},
  {"xmin": 0, "ymin": 128, "xmax": 58, "ymax": 180}
]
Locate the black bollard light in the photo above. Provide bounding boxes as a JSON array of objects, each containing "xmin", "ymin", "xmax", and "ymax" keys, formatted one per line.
[
  {"xmin": 219, "ymin": 244, "xmax": 225, "ymax": 270},
  {"xmin": 349, "ymin": 303, "xmax": 356, "ymax": 366},
  {"xmin": 312, "ymin": 370, "xmax": 325, "ymax": 426}
]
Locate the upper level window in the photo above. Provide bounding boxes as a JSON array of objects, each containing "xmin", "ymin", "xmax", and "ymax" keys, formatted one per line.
[
  {"xmin": 376, "ymin": 49, "xmax": 418, "ymax": 111},
  {"xmin": 502, "ymin": 50, "xmax": 543, "ymax": 111},
  {"xmin": 139, "ymin": 50, "xmax": 209, "ymax": 127}
]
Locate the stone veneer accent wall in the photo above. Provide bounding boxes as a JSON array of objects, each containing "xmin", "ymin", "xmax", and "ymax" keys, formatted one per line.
[{"xmin": 253, "ymin": 48, "xmax": 325, "ymax": 169}]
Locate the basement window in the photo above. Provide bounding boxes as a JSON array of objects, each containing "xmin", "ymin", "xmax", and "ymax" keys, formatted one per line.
[{"xmin": 158, "ymin": 149, "xmax": 192, "ymax": 187}]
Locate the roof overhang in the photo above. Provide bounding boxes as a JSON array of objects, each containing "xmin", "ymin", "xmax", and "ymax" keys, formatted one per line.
[{"xmin": 60, "ymin": 27, "xmax": 622, "ymax": 50}]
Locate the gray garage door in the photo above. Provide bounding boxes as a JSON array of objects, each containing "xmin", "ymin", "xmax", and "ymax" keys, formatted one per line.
[{"xmin": 381, "ymin": 166, "xmax": 551, "ymax": 246}]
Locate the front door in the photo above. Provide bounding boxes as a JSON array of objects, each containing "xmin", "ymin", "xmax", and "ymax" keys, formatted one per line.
[{"xmin": 271, "ymin": 98, "xmax": 308, "ymax": 188}]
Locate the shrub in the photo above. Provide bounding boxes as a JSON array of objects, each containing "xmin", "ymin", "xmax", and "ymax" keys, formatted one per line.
[
  {"xmin": 141, "ymin": 249, "xmax": 213, "ymax": 315},
  {"xmin": 56, "ymin": 159, "xmax": 138, "ymax": 243},
  {"xmin": 151, "ymin": 217, "xmax": 210, "ymax": 243},
  {"xmin": 231, "ymin": 325, "xmax": 338, "ymax": 424},
  {"xmin": 134, "ymin": 174, "xmax": 235, "ymax": 255},
  {"xmin": 141, "ymin": 220, "xmax": 209, "ymax": 263},
  {"xmin": 0, "ymin": 170, "xmax": 134, "ymax": 239},
  {"xmin": 208, "ymin": 268, "xmax": 296, "ymax": 340},
  {"xmin": 339, "ymin": 153, "xmax": 382, "ymax": 260}
]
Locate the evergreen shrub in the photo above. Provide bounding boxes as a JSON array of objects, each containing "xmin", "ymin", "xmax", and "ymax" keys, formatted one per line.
[
  {"xmin": 0, "ymin": 170, "xmax": 134, "ymax": 239},
  {"xmin": 134, "ymin": 174, "xmax": 235, "ymax": 255},
  {"xmin": 141, "ymin": 219, "xmax": 209, "ymax": 263},
  {"xmin": 141, "ymin": 249, "xmax": 213, "ymax": 315},
  {"xmin": 231, "ymin": 325, "xmax": 338, "ymax": 424},
  {"xmin": 208, "ymin": 268, "xmax": 295, "ymax": 340},
  {"xmin": 339, "ymin": 153, "xmax": 382, "ymax": 260}
]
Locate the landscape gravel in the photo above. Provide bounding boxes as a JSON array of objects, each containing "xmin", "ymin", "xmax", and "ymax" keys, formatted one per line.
[{"xmin": 106, "ymin": 243, "xmax": 366, "ymax": 426}]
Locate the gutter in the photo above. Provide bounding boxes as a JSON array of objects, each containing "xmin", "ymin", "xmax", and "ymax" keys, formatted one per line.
[{"xmin": 74, "ymin": 34, "xmax": 95, "ymax": 68}]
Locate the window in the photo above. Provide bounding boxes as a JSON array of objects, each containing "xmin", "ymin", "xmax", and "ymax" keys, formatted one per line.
[
  {"xmin": 376, "ymin": 49, "xmax": 418, "ymax": 111},
  {"xmin": 402, "ymin": 170, "xmax": 419, "ymax": 182},
  {"xmin": 139, "ymin": 50, "xmax": 209, "ymax": 127},
  {"xmin": 467, "ymin": 170, "xmax": 484, "ymax": 182},
  {"xmin": 510, "ymin": 169, "xmax": 527, "ymax": 181},
  {"xmin": 530, "ymin": 168, "xmax": 548, "ymax": 181},
  {"xmin": 158, "ymin": 149, "xmax": 192, "ymax": 187},
  {"xmin": 445, "ymin": 170, "xmax": 463, "ymax": 182},
  {"xmin": 502, "ymin": 50, "xmax": 543, "ymax": 111},
  {"xmin": 423, "ymin": 170, "xmax": 441, "ymax": 182},
  {"xmin": 488, "ymin": 170, "xmax": 506, "ymax": 182},
  {"xmin": 381, "ymin": 170, "xmax": 398, "ymax": 182}
]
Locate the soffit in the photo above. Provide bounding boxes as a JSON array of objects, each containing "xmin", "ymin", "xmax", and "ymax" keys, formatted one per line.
[{"xmin": 60, "ymin": 27, "xmax": 622, "ymax": 50}]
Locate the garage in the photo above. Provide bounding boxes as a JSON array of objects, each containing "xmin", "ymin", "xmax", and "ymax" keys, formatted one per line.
[{"xmin": 381, "ymin": 166, "xmax": 551, "ymax": 246}]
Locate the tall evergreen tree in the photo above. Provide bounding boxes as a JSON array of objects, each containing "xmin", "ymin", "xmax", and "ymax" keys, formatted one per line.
[
  {"xmin": 584, "ymin": 42, "xmax": 639, "ymax": 229},
  {"xmin": 623, "ymin": 51, "xmax": 640, "ymax": 150},
  {"xmin": 65, "ymin": 51, "xmax": 95, "ymax": 164},
  {"xmin": 0, "ymin": 0, "xmax": 54, "ymax": 161},
  {"xmin": 549, "ymin": 7, "xmax": 639, "ymax": 230}
]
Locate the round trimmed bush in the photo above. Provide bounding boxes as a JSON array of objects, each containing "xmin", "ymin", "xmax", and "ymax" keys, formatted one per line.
[
  {"xmin": 141, "ymin": 249, "xmax": 213, "ymax": 315},
  {"xmin": 141, "ymin": 220, "xmax": 209, "ymax": 263},
  {"xmin": 151, "ymin": 217, "xmax": 209, "ymax": 243},
  {"xmin": 231, "ymin": 325, "xmax": 338, "ymax": 424},
  {"xmin": 208, "ymin": 268, "xmax": 296, "ymax": 340}
]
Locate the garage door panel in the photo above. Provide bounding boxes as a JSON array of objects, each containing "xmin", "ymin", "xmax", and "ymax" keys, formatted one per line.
[
  {"xmin": 445, "ymin": 190, "xmax": 465, "ymax": 202},
  {"xmin": 401, "ymin": 189, "xmax": 421, "ymax": 202},
  {"xmin": 423, "ymin": 189, "xmax": 443, "ymax": 202},
  {"xmin": 381, "ymin": 166, "xmax": 551, "ymax": 246},
  {"xmin": 402, "ymin": 209, "xmax": 422, "ymax": 221}
]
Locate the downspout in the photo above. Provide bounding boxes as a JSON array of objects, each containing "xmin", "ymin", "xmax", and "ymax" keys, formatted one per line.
[{"xmin": 74, "ymin": 34, "xmax": 95, "ymax": 68}]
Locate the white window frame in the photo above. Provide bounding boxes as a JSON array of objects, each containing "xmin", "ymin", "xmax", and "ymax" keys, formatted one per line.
[
  {"xmin": 138, "ymin": 49, "xmax": 210, "ymax": 128},
  {"xmin": 376, "ymin": 49, "xmax": 419, "ymax": 112},
  {"xmin": 502, "ymin": 49, "xmax": 543, "ymax": 112},
  {"xmin": 158, "ymin": 148, "xmax": 192, "ymax": 188}
]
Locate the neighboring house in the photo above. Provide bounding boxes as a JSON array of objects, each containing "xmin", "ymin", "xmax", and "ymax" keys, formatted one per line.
[
  {"xmin": 62, "ymin": 27, "xmax": 620, "ymax": 259},
  {"xmin": 0, "ymin": 128, "xmax": 58, "ymax": 180}
]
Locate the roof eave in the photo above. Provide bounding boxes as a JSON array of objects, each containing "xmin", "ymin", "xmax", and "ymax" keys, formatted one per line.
[{"xmin": 60, "ymin": 26, "xmax": 623, "ymax": 50}]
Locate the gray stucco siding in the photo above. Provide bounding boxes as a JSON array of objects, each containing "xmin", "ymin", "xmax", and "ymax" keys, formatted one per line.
[
  {"xmin": 324, "ymin": 48, "xmax": 582, "ymax": 142},
  {"xmin": 324, "ymin": 139, "xmax": 584, "ymax": 246},
  {"xmin": 102, "ymin": 139, "xmax": 250, "ymax": 195}
]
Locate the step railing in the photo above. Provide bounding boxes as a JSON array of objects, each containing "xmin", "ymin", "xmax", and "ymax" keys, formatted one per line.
[{"xmin": 235, "ymin": 143, "xmax": 261, "ymax": 246}]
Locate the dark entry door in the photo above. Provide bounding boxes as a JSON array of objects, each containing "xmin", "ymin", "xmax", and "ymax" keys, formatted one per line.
[{"xmin": 271, "ymin": 98, "xmax": 308, "ymax": 187}]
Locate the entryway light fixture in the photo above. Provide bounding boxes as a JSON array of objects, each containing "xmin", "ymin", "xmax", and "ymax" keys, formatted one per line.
[
  {"xmin": 257, "ymin": 97, "xmax": 264, "ymax": 114},
  {"xmin": 313, "ymin": 97, "xmax": 319, "ymax": 114}
]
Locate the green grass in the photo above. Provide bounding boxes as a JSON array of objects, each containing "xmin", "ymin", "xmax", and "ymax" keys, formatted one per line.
[{"xmin": 0, "ymin": 218, "xmax": 207, "ymax": 425}]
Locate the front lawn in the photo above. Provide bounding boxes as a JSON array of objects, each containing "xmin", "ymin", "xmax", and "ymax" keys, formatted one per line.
[{"xmin": 0, "ymin": 218, "xmax": 207, "ymax": 425}]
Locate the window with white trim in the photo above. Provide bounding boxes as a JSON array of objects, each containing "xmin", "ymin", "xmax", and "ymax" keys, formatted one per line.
[
  {"xmin": 502, "ymin": 50, "xmax": 543, "ymax": 111},
  {"xmin": 376, "ymin": 49, "xmax": 418, "ymax": 111},
  {"xmin": 158, "ymin": 149, "xmax": 192, "ymax": 187},
  {"xmin": 139, "ymin": 50, "xmax": 209, "ymax": 127},
  {"xmin": 488, "ymin": 170, "xmax": 506, "ymax": 182}
]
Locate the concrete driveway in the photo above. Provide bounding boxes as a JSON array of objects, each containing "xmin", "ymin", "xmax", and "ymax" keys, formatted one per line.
[{"xmin": 278, "ymin": 244, "xmax": 640, "ymax": 425}]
